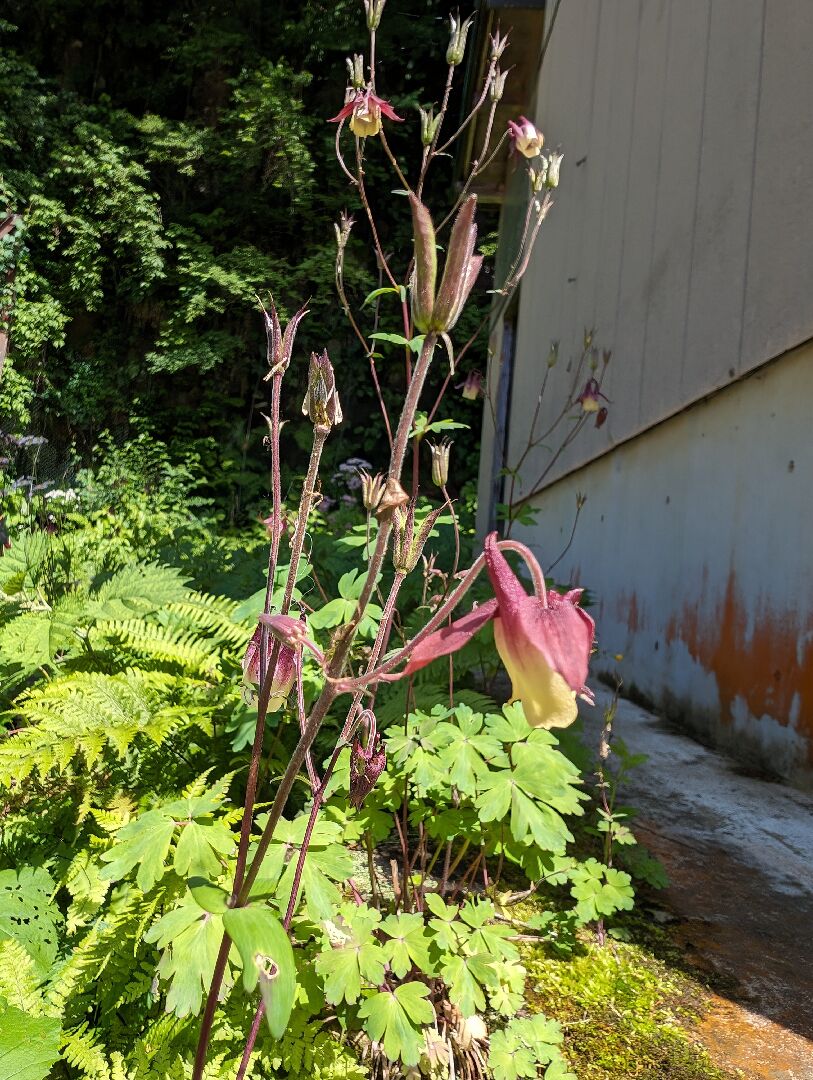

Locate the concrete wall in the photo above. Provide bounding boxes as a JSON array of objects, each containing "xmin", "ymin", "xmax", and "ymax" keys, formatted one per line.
[{"xmin": 476, "ymin": 0, "xmax": 813, "ymax": 780}]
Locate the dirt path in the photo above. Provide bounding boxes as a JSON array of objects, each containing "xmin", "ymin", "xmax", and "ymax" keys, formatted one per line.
[{"xmin": 588, "ymin": 689, "xmax": 813, "ymax": 1079}]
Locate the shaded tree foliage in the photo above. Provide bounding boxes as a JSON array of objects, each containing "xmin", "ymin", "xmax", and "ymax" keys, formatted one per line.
[{"xmin": 0, "ymin": 0, "xmax": 483, "ymax": 517}]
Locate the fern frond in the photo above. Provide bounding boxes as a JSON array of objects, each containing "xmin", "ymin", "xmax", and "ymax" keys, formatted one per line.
[
  {"xmin": 96, "ymin": 619, "xmax": 220, "ymax": 675},
  {"xmin": 62, "ymin": 1022, "xmax": 113, "ymax": 1080},
  {"xmin": 91, "ymin": 562, "xmax": 190, "ymax": 620},
  {"xmin": 0, "ymin": 670, "xmax": 205, "ymax": 785},
  {"xmin": 0, "ymin": 938, "xmax": 54, "ymax": 1017}
]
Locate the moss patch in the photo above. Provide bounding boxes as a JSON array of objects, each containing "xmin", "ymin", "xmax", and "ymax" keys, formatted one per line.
[{"xmin": 521, "ymin": 925, "xmax": 739, "ymax": 1079}]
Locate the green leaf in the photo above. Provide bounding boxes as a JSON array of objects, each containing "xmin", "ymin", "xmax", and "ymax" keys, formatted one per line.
[
  {"xmin": 357, "ymin": 982, "xmax": 434, "ymax": 1066},
  {"xmin": 0, "ymin": 1006, "xmax": 61, "ymax": 1080},
  {"xmin": 440, "ymin": 953, "xmax": 495, "ymax": 1017},
  {"xmin": 379, "ymin": 913, "xmax": 433, "ymax": 978},
  {"xmin": 368, "ymin": 332, "xmax": 410, "ymax": 347},
  {"xmin": 361, "ymin": 286, "xmax": 401, "ymax": 307},
  {"xmin": 145, "ymin": 898, "xmax": 224, "ymax": 1017},
  {"xmin": 188, "ymin": 877, "xmax": 229, "ymax": 914},
  {"xmin": 173, "ymin": 820, "xmax": 234, "ymax": 878},
  {"xmin": 314, "ymin": 905, "xmax": 384, "ymax": 1005},
  {"xmin": 99, "ymin": 808, "xmax": 176, "ymax": 891},
  {"xmin": 223, "ymin": 906, "xmax": 296, "ymax": 1036},
  {"xmin": 0, "ymin": 868, "xmax": 61, "ymax": 977}
]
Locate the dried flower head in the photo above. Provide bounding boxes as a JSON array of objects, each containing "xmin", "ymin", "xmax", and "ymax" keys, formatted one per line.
[
  {"xmin": 447, "ymin": 12, "xmax": 474, "ymax": 65},
  {"xmin": 392, "ymin": 502, "xmax": 443, "ymax": 574},
  {"xmin": 375, "ymin": 476, "xmax": 410, "ymax": 521},
  {"xmin": 260, "ymin": 296, "xmax": 309, "ymax": 379},
  {"xmin": 357, "ymin": 469, "xmax": 386, "ymax": 512},
  {"xmin": 363, "ymin": 0, "xmax": 386, "ymax": 31},
  {"xmin": 427, "ymin": 437, "xmax": 452, "ymax": 488},
  {"xmin": 302, "ymin": 350, "xmax": 342, "ymax": 429},
  {"xmin": 349, "ymin": 710, "xmax": 386, "ymax": 808}
]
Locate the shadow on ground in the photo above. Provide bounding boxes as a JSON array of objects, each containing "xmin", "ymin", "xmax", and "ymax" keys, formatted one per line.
[{"xmin": 586, "ymin": 689, "xmax": 813, "ymax": 1080}]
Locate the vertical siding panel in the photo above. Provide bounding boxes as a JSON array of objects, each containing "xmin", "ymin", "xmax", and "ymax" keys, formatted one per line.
[
  {"xmin": 741, "ymin": 0, "xmax": 813, "ymax": 369},
  {"xmin": 611, "ymin": 0, "xmax": 670, "ymax": 428},
  {"xmin": 681, "ymin": 0, "xmax": 763, "ymax": 398},
  {"xmin": 639, "ymin": 0, "xmax": 710, "ymax": 423}
]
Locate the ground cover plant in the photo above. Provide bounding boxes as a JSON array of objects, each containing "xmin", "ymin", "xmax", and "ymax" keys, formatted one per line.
[{"xmin": 0, "ymin": 4, "xmax": 677, "ymax": 1078}]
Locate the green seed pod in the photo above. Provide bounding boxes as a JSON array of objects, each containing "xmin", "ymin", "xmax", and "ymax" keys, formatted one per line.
[{"xmin": 409, "ymin": 194, "xmax": 437, "ymax": 334}]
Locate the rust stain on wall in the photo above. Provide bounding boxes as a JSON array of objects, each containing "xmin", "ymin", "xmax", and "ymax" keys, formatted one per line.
[
  {"xmin": 666, "ymin": 570, "xmax": 813, "ymax": 759},
  {"xmin": 616, "ymin": 590, "xmax": 642, "ymax": 633}
]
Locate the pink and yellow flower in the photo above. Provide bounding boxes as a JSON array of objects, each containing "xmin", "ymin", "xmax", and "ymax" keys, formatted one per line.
[
  {"xmin": 400, "ymin": 533, "xmax": 594, "ymax": 729},
  {"xmin": 329, "ymin": 89, "xmax": 404, "ymax": 138}
]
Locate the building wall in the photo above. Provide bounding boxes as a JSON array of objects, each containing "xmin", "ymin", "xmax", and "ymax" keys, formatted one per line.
[
  {"xmin": 507, "ymin": 340, "xmax": 813, "ymax": 787},
  {"xmin": 476, "ymin": 0, "xmax": 813, "ymax": 780}
]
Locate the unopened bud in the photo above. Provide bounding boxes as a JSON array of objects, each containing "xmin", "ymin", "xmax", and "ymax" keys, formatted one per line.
[
  {"xmin": 428, "ymin": 438, "xmax": 452, "ymax": 488},
  {"xmin": 302, "ymin": 350, "xmax": 342, "ymax": 429},
  {"xmin": 358, "ymin": 469, "xmax": 386, "ymax": 512},
  {"xmin": 447, "ymin": 12, "xmax": 474, "ymax": 66},
  {"xmin": 392, "ymin": 503, "xmax": 443, "ymax": 574},
  {"xmin": 583, "ymin": 327, "xmax": 594, "ymax": 351},
  {"xmin": 528, "ymin": 166, "xmax": 546, "ymax": 193},
  {"xmin": 241, "ymin": 624, "xmax": 296, "ymax": 711},
  {"xmin": 375, "ymin": 477, "xmax": 410, "ymax": 521},
  {"xmin": 363, "ymin": 0, "xmax": 386, "ymax": 30},
  {"xmin": 547, "ymin": 341, "xmax": 559, "ymax": 368},
  {"xmin": 490, "ymin": 68, "xmax": 508, "ymax": 103},
  {"xmin": 346, "ymin": 54, "xmax": 366, "ymax": 89},
  {"xmin": 544, "ymin": 150, "xmax": 563, "ymax": 188},
  {"xmin": 418, "ymin": 105, "xmax": 442, "ymax": 147}
]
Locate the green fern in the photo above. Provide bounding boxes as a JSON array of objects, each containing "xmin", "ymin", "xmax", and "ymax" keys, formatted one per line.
[
  {"xmin": 95, "ymin": 619, "xmax": 222, "ymax": 675},
  {"xmin": 0, "ymin": 669, "xmax": 211, "ymax": 785}
]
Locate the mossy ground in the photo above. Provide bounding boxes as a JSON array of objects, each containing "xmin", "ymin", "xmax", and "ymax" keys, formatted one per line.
[{"xmin": 519, "ymin": 909, "xmax": 740, "ymax": 1079}]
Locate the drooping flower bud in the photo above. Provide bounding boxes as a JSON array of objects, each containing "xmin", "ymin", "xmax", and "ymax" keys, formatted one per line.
[
  {"xmin": 595, "ymin": 406, "xmax": 608, "ymax": 429},
  {"xmin": 392, "ymin": 502, "xmax": 444, "ymax": 574},
  {"xmin": 544, "ymin": 150, "xmax": 563, "ymax": 188},
  {"xmin": 409, "ymin": 194, "xmax": 438, "ymax": 334},
  {"xmin": 302, "ymin": 350, "xmax": 342, "ymax": 429},
  {"xmin": 447, "ymin": 12, "xmax": 474, "ymax": 65},
  {"xmin": 418, "ymin": 105, "xmax": 442, "ymax": 148},
  {"xmin": 428, "ymin": 438, "xmax": 452, "ymax": 488},
  {"xmin": 349, "ymin": 710, "xmax": 386, "ymax": 808},
  {"xmin": 508, "ymin": 116, "xmax": 544, "ymax": 158},
  {"xmin": 346, "ymin": 54, "xmax": 365, "ymax": 90},
  {"xmin": 357, "ymin": 468, "xmax": 386, "ymax": 512},
  {"xmin": 241, "ymin": 624, "xmax": 296, "ymax": 712},
  {"xmin": 363, "ymin": 0, "xmax": 386, "ymax": 30},
  {"xmin": 431, "ymin": 195, "xmax": 482, "ymax": 333}
]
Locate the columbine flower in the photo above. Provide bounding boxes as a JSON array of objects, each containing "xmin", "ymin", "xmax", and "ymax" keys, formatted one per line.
[
  {"xmin": 508, "ymin": 116, "xmax": 544, "ymax": 158},
  {"xmin": 242, "ymin": 625, "xmax": 297, "ymax": 712},
  {"xmin": 329, "ymin": 89, "xmax": 404, "ymax": 138},
  {"xmin": 576, "ymin": 377, "xmax": 609, "ymax": 414},
  {"xmin": 457, "ymin": 370, "xmax": 483, "ymax": 400},
  {"xmin": 398, "ymin": 533, "xmax": 594, "ymax": 729}
]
